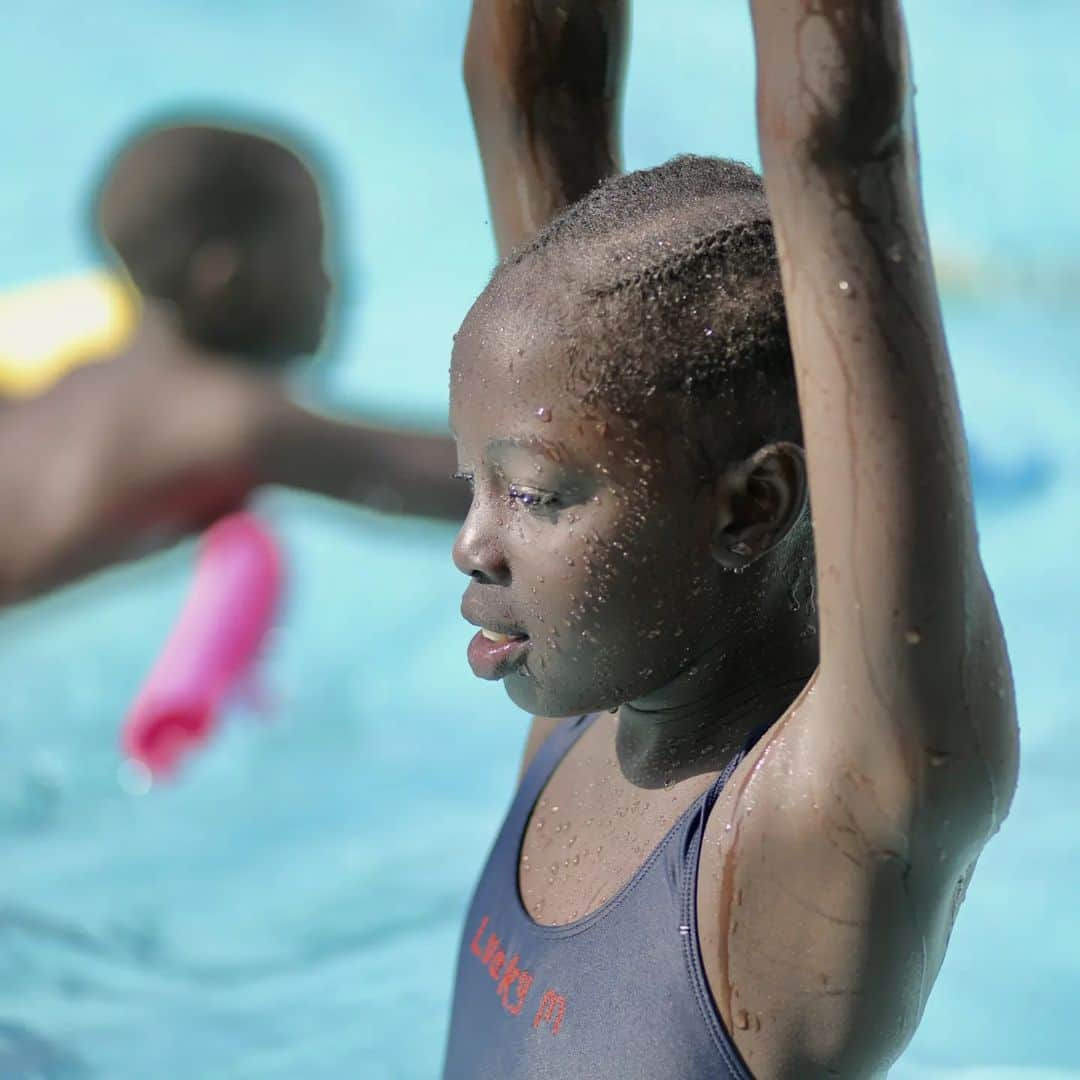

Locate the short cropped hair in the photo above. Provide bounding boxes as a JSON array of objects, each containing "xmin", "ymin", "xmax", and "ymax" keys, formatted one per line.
[{"xmin": 498, "ymin": 155, "xmax": 799, "ymax": 464}]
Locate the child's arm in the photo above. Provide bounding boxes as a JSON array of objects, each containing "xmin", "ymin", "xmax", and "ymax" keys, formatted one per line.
[
  {"xmin": 464, "ymin": 0, "xmax": 627, "ymax": 259},
  {"xmin": 0, "ymin": 373, "xmax": 464, "ymax": 609},
  {"xmin": 256, "ymin": 395, "xmax": 467, "ymax": 523},
  {"xmin": 701, "ymin": 3, "xmax": 1019, "ymax": 1074}
]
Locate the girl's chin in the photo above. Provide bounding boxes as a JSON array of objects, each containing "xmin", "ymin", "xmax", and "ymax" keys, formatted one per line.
[
  {"xmin": 503, "ymin": 670, "xmax": 543, "ymax": 714},
  {"xmin": 504, "ymin": 669, "xmax": 616, "ymax": 722}
]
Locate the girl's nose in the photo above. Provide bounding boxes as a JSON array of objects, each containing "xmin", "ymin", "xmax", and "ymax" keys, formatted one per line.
[{"xmin": 452, "ymin": 504, "xmax": 511, "ymax": 586}]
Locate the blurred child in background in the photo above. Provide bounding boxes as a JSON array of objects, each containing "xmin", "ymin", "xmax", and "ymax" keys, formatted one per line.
[{"xmin": 0, "ymin": 122, "xmax": 465, "ymax": 606}]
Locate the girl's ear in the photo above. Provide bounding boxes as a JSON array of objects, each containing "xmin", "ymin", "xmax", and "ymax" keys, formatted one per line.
[{"xmin": 710, "ymin": 441, "xmax": 807, "ymax": 570}]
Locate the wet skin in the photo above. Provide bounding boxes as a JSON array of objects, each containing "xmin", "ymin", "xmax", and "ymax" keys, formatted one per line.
[
  {"xmin": 454, "ymin": 0, "xmax": 1018, "ymax": 1074},
  {"xmin": 451, "ymin": 270, "xmax": 818, "ymax": 789},
  {"xmin": 464, "ymin": 0, "xmax": 628, "ymax": 256}
]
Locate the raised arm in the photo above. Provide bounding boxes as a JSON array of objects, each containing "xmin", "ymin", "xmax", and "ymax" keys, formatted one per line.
[
  {"xmin": 750, "ymin": 0, "xmax": 1016, "ymax": 833},
  {"xmin": 464, "ymin": 0, "xmax": 628, "ymax": 259},
  {"xmin": 700, "ymin": 4, "xmax": 1018, "ymax": 1075}
]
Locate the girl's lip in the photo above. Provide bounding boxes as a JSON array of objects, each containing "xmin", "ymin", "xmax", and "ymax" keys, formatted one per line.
[{"xmin": 467, "ymin": 629, "xmax": 530, "ymax": 681}]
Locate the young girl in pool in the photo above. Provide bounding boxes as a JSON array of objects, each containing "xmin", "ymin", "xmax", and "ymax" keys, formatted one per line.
[{"xmin": 445, "ymin": 1, "xmax": 1018, "ymax": 1077}]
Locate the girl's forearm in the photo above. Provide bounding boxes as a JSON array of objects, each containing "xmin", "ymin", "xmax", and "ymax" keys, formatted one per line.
[{"xmin": 464, "ymin": 0, "xmax": 628, "ymax": 258}]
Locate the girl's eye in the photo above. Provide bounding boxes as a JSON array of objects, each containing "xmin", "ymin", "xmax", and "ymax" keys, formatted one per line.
[{"xmin": 508, "ymin": 484, "xmax": 559, "ymax": 510}]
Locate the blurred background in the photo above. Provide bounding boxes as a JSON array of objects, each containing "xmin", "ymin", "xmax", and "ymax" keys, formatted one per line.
[{"xmin": 0, "ymin": 1, "xmax": 1076, "ymax": 1076}]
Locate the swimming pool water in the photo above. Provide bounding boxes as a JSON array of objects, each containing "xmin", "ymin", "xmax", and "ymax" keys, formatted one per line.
[{"xmin": 1, "ymin": 2, "xmax": 1077, "ymax": 1076}]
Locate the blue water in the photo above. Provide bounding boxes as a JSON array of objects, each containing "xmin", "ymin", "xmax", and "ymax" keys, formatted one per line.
[{"xmin": 1, "ymin": 2, "xmax": 1077, "ymax": 1076}]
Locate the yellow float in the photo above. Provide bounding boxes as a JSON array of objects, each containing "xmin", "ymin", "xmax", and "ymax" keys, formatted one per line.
[{"xmin": 0, "ymin": 270, "xmax": 137, "ymax": 397}]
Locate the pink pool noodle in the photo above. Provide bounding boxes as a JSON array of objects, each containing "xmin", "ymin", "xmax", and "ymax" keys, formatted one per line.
[{"xmin": 122, "ymin": 512, "xmax": 283, "ymax": 778}]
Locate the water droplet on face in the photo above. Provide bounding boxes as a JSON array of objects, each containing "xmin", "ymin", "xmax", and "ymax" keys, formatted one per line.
[
  {"xmin": 838, "ymin": 279, "xmax": 856, "ymax": 298},
  {"xmin": 536, "ymin": 406, "xmax": 552, "ymax": 422}
]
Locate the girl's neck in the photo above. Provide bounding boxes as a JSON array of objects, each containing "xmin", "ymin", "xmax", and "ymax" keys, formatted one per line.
[{"xmin": 615, "ymin": 587, "xmax": 818, "ymax": 788}]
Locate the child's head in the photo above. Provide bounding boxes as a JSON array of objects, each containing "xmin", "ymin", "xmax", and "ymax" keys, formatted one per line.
[
  {"xmin": 96, "ymin": 122, "xmax": 331, "ymax": 364},
  {"xmin": 452, "ymin": 156, "xmax": 814, "ymax": 720}
]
